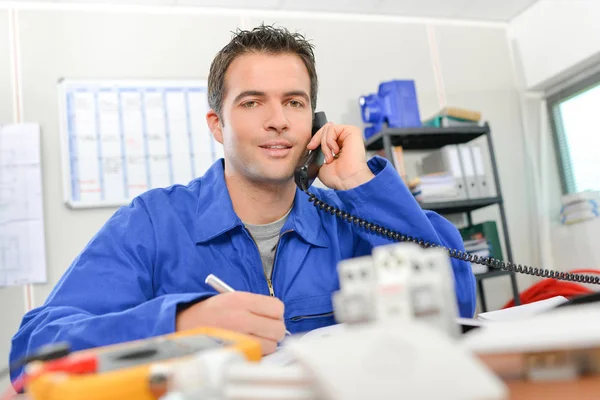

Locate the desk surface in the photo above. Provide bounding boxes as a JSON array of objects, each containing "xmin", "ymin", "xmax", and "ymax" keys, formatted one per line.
[
  {"xmin": 9, "ymin": 378, "xmax": 600, "ymax": 399},
  {"xmin": 508, "ymin": 377, "xmax": 600, "ymax": 400}
]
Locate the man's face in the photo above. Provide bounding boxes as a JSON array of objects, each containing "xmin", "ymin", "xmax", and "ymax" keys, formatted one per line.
[{"xmin": 213, "ymin": 52, "xmax": 313, "ymax": 184}]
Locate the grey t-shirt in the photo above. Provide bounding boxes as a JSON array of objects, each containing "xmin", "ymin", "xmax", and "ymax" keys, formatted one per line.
[{"xmin": 244, "ymin": 208, "xmax": 291, "ymax": 279}]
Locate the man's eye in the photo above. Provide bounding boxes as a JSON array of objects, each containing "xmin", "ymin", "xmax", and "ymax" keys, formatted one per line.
[
  {"xmin": 288, "ymin": 100, "xmax": 304, "ymax": 108},
  {"xmin": 242, "ymin": 101, "xmax": 257, "ymax": 108}
]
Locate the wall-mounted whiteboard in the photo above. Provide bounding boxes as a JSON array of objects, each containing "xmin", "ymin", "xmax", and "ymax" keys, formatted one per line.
[{"xmin": 58, "ymin": 79, "xmax": 223, "ymax": 209}]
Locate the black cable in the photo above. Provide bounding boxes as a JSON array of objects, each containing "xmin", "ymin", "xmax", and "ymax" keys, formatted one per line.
[{"xmin": 306, "ymin": 191, "xmax": 600, "ymax": 285}]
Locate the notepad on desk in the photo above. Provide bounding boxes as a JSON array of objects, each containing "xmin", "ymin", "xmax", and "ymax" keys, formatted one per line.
[
  {"xmin": 261, "ymin": 324, "xmax": 348, "ymax": 366},
  {"xmin": 476, "ymin": 296, "xmax": 568, "ymax": 322}
]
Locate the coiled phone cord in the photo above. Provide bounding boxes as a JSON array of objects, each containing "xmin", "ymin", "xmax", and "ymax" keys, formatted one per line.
[{"xmin": 306, "ymin": 191, "xmax": 600, "ymax": 285}]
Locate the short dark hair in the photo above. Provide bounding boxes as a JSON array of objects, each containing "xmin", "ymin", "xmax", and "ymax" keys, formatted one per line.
[{"xmin": 207, "ymin": 24, "xmax": 318, "ymax": 119}]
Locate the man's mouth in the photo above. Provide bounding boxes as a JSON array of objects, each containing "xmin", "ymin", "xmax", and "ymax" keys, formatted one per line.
[
  {"xmin": 260, "ymin": 145, "xmax": 292, "ymax": 149},
  {"xmin": 259, "ymin": 142, "xmax": 293, "ymax": 158}
]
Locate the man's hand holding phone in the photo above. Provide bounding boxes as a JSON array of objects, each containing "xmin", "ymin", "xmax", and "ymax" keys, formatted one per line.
[{"xmin": 306, "ymin": 123, "xmax": 375, "ymax": 191}]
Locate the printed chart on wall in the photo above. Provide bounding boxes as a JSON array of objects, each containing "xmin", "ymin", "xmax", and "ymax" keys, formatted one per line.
[
  {"xmin": 0, "ymin": 124, "xmax": 47, "ymax": 286},
  {"xmin": 58, "ymin": 79, "xmax": 223, "ymax": 208}
]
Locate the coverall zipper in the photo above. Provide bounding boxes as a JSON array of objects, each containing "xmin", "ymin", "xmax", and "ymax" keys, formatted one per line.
[
  {"xmin": 268, "ymin": 230, "xmax": 294, "ymax": 297},
  {"xmin": 245, "ymin": 229, "xmax": 294, "ymax": 297}
]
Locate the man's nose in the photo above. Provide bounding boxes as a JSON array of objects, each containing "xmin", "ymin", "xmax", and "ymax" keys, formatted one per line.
[{"xmin": 264, "ymin": 105, "xmax": 290, "ymax": 133}]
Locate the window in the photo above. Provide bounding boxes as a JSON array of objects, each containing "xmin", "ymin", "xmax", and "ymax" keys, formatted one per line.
[{"xmin": 548, "ymin": 73, "xmax": 600, "ymax": 194}]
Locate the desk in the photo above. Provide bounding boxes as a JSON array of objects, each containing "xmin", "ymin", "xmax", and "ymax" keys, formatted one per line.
[
  {"xmin": 8, "ymin": 378, "xmax": 600, "ymax": 400},
  {"xmin": 507, "ymin": 377, "xmax": 600, "ymax": 399}
]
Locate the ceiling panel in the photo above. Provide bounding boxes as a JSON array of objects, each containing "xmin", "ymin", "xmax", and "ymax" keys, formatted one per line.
[
  {"xmin": 375, "ymin": 0, "xmax": 472, "ymax": 18},
  {"xmin": 55, "ymin": 0, "xmax": 176, "ymax": 5},
  {"xmin": 10, "ymin": 0, "xmax": 541, "ymax": 22},
  {"xmin": 175, "ymin": 0, "xmax": 280, "ymax": 8},
  {"xmin": 279, "ymin": 0, "xmax": 378, "ymax": 14},
  {"xmin": 460, "ymin": 0, "xmax": 539, "ymax": 21}
]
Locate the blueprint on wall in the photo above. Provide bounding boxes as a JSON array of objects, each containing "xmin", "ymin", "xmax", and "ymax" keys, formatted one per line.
[{"xmin": 0, "ymin": 123, "xmax": 47, "ymax": 286}]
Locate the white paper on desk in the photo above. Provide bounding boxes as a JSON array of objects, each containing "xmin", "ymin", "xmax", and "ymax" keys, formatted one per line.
[
  {"xmin": 0, "ymin": 124, "xmax": 47, "ymax": 286},
  {"xmin": 456, "ymin": 317, "xmax": 489, "ymax": 327},
  {"xmin": 261, "ymin": 324, "xmax": 347, "ymax": 366},
  {"xmin": 299, "ymin": 323, "xmax": 347, "ymax": 341},
  {"xmin": 477, "ymin": 296, "xmax": 568, "ymax": 322},
  {"xmin": 260, "ymin": 349, "xmax": 297, "ymax": 366}
]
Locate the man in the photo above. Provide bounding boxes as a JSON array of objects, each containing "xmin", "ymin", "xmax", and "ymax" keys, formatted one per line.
[{"xmin": 10, "ymin": 25, "xmax": 475, "ymax": 377}]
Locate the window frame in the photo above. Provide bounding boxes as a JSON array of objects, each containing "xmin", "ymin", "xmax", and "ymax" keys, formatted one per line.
[{"xmin": 547, "ymin": 70, "xmax": 600, "ymax": 194}]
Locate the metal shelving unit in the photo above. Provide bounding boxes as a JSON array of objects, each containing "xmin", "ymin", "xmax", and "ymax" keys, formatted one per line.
[
  {"xmin": 365, "ymin": 122, "xmax": 520, "ymax": 311},
  {"xmin": 419, "ymin": 197, "xmax": 502, "ymax": 215}
]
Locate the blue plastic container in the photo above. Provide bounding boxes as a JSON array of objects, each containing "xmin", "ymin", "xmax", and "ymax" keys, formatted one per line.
[{"xmin": 359, "ymin": 80, "xmax": 421, "ymax": 139}]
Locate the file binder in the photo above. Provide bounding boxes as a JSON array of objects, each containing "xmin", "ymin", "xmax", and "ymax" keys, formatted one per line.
[
  {"xmin": 469, "ymin": 144, "xmax": 492, "ymax": 198},
  {"xmin": 421, "ymin": 145, "xmax": 468, "ymax": 201},
  {"xmin": 458, "ymin": 144, "xmax": 479, "ymax": 199}
]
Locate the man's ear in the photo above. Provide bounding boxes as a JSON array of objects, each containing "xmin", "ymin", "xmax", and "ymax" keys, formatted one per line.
[{"xmin": 206, "ymin": 109, "xmax": 224, "ymax": 144}]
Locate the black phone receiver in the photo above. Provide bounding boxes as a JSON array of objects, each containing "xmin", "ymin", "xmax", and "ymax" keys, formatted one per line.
[{"xmin": 295, "ymin": 111, "xmax": 328, "ymax": 192}]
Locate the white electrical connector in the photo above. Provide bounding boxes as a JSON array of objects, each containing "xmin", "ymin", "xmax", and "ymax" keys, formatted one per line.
[
  {"xmin": 418, "ymin": 246, "xmax": 460, "ymax": 338},
  {"xmin": 333, "ymin": 255, "xmax": 376, "ymax": 325},
  {"xmin": 226, "ymin": 363, "xmax": 311, "ymax": 384},
  {"xmin": 167, "ymin": 348, "xmax": 245, "ymax": 399},
  {"xmin": 159, "ymin": 392, "xmax": 188, "ymax": 400},
  {"xmin": 372, "ymin": 242, "xmax": 460, "ymax": 336},
  {"xmin": 224, "ymin": 384, "xmax": 316, "ymax": 400},
  {"xmin": 163, "ymin": 348, "xmax": 317, "ymax": 400},
  {"xmin": 224, "ymin": 363, "xmax": 315, "ymax": 399},
  {"xmin": 332, "ymin": 242, "xmax": 460, "ymax": 337},
  {"xmin": 371, "ymin": 243, "xmax": 414, "ymax": 322}
]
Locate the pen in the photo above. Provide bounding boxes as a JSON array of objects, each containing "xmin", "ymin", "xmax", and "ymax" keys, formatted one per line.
[
  {"xmin": 205, "ymin": 273, "xmax": 235, "ymax": 293},
  {"xmin": 204, "ymin": 274, "xmax": 291, "ymax": 336}
]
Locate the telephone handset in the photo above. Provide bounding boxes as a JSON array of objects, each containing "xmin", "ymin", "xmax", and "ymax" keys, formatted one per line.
[
  {"xmin": 294, "ymin": 111, "xmax": 600, "ymax": 285},
  {"xmin": 294, "ymin": 111, "xmax": 328, "ymax": 192}
]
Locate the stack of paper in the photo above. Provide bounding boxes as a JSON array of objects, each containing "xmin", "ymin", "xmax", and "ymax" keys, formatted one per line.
[
  {"xmin": 409, "ymin": 174, "xmax": 459, "ymax": 202},
  {"xmin": 422, "ymin": 107, "xmax": 482, "ymax": 128},
  {"xmin": 460, "ymin": 221, "xmax": 504, "ymax": 275},
  {"xmin": 476, "ymin": 296, "xmax": 568, "ymax": 322},
  {"xmin": 560, "ymin": 191, "xmax": 600, "ymax": 225},
  {"xmin": 463, "ymin": 239, "xmax": 489, "ymax": 274}
]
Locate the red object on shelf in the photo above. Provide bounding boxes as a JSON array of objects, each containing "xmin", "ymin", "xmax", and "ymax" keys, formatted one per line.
[{"xmin": 502, "ymin": 269, "xmax": 600, "ymax": 309}]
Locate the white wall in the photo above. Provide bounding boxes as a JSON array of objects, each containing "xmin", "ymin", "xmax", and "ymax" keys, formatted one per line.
[
  {"xmin": 509, "ymin": 0, "xmax": 600, "ymax": 91},
  {"xmin": 434, "ymin": 24, "xmax": 536, "ymax": 308},
  {"xmin": 0, "ymin": 4, "xmax": 534, "ymax": 378},
  {"xmin": 0, "ymin": 9, "xmax": 28, "ymax": 391},
  {"xmin": 509, "ymin": 0, "xmax": 600, "ymax": 273},
  {"xmin": 0, "ymin": 10, "xmax": 12, "ymax": 122}
]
